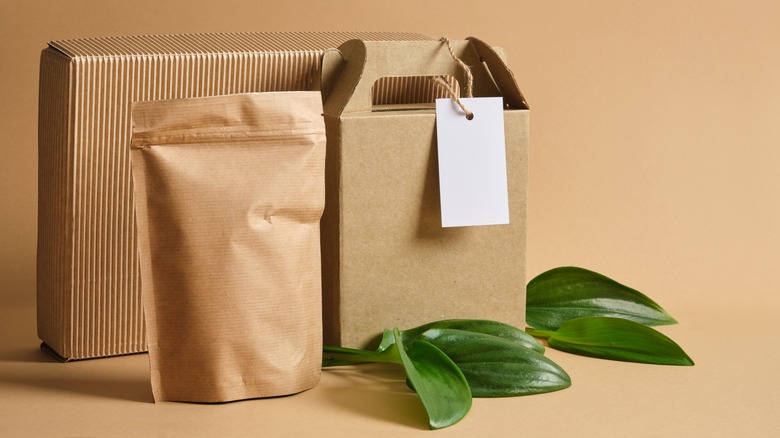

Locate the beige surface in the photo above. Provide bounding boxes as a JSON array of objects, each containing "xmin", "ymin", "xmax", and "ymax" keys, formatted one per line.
[
  {"xmin": 2, "ymin": 304, "xmax": 777, "ymax": 436},
  {"xmin": 2, "ymin": 0, "xmax": 779, "ymax": 436}
]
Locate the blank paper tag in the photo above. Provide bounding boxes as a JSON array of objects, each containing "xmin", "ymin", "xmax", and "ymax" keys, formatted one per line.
[{"xmin": 436, "ymin": 97, "xmax": 509, "ymax": 227}]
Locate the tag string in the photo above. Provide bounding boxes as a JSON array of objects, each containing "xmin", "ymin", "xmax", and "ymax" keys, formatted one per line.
[
  {"xmin": 440, "ymin": 37, "xmax": 473, "ymax": 98},
  {"xmin": 432, "ymin": 77, "xmax": 474, "ymax": 119},
  {"xmin": 434, "ymin": 37, "xmax": 475, "ymax": 119}
]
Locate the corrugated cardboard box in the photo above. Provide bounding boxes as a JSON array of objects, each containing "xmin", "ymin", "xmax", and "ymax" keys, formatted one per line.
[
  {"xmin": 37, "ymin": 32, "xmax": 428, "ymax": 360},
  {"xmin": 320, "ymin": 38, "xmax": 530, "ymax": 348}
]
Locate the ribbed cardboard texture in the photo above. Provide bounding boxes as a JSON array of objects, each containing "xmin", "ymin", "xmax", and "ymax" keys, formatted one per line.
[
  {"xmin": 37, "ymin": 32, "xmax": 429, "ymax": 361},
  {"xmin": 321, "ymin": 38, "xmax": 530, "ymax": 348}
]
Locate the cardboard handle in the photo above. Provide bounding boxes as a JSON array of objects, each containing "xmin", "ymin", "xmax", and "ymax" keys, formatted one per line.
[
  {"xmin": 322, "ymin": 38, "xmax": 528, "ymax": 115},
  {"xmin": 467, "ymin": 37, "xmax": 529, "ymax": 110}
]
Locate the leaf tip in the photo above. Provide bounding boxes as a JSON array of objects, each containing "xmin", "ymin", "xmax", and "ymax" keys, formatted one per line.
[{"xmin": 677, "ymin": 352, "xmax": 695, "ymax": 366}]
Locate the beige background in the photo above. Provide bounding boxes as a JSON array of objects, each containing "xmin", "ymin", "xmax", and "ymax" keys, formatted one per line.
[{"xmin": 1, "ymin": 0, "xmax": 779, "ymax": 436}]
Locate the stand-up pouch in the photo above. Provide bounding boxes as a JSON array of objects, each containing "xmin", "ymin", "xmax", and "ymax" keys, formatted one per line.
[{"xmin": 130, "ymin": 92, "xmax": 325, "ymax": 403}]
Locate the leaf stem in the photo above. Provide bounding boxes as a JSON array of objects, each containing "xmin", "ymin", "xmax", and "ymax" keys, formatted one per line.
[
  {"xmin": 525, "ymin": 327, "xmax": 555, "ymax": 339},
  {"xmin": 323, "ymin": 344, "xmax": 401, "ymax": 365}
]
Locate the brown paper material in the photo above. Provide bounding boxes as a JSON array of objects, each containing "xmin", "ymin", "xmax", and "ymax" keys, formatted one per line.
[
  {"xmin": 320, "ymin": 38, "xmax": 530, "ymax": 348},
  {"xmin": 130, "ymin": 92, "xmax": 325, "ymax": 402},
  {"xmin": 36, "ymin": 32, "xmax": 430, "ymax": 360}
]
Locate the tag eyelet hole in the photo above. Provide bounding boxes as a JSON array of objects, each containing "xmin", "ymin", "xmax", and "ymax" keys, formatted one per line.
[{"xmin": 466, "ymin": 113, "xmax": 475, "ymax": 121}]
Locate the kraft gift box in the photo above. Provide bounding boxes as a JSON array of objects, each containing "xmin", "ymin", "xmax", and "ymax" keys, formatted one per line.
[{"xmin": 319, "ymin": 38, "xmax": 530, "ymax": 347}]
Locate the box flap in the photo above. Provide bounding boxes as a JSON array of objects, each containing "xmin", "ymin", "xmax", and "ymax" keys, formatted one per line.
[{"xmin": 323, "ymin": 38, "xmax": 526, "ymax": 117}]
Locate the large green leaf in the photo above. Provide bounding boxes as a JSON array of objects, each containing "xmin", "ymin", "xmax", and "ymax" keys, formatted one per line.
[
  {"xmin": 529, "ymin": 316, "xmax": 694, "ymax": 366},
  {"xmin": 417, "ymin": 328, "xmax": 571, "ymax": 397},
  {"xmin": 393, "ymin": 329, "xmax": 472, "ymax": 430},
  {"xmin": 527, "ymin": 266, "xmax": 678, "ymax": 330},
  {"xmin": 378, "ymin": 319, "xmax": 544, "ymax": 354}
]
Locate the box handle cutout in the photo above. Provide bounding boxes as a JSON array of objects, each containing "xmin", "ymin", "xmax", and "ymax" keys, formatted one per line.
[{"xmin": 372, "ymin": 75, "xmax": 459, "ymax": 112}]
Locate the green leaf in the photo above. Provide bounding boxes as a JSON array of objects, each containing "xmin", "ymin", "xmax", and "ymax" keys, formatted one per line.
[
  {"xmin": 528, "ymin": 316, "xmax": 694, "ymax": 366},
  {"xmin": 324, "ymin": 319, "xmax": 542, "ymax": 369},
  {"xmin": 527, "ymin": 266, "xmax": 678, "ymax": 330},
  {"xmin": 393, "ymin": 328, "xmax": 472, "ymax": 430},
  {"xmin": 378, "ymin": 319, "xmax": 544, "ymax": 354},
  {"xmin": 417, "ymin": 328, "xmax": 571, "ymax": 397}
]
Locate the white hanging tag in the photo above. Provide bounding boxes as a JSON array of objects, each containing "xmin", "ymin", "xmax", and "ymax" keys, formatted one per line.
[{"xmin": 435, "ymin": 97, "xmax": 510, "ymax": 227}]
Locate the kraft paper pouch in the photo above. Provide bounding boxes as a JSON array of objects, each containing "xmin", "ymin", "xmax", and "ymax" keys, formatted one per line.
[{"xmin": 130, "ymin": 92, "xmax": 325, "ymax": 403}]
